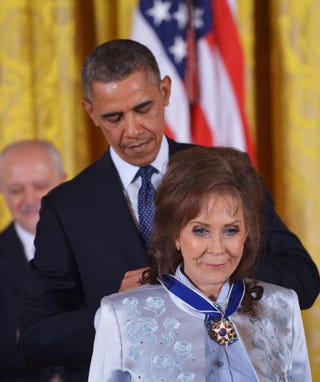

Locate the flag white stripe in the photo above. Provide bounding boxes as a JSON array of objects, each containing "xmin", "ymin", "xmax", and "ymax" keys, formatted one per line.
[
  {"xmin": 198, "ymin": 39, "xmax": 246, "ymax": 149},
  {"xmin": 131, "ymin": 9, "xmax": 191, "ymax": 143}
]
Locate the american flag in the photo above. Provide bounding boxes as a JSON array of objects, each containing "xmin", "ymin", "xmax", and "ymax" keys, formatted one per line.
[{"xmin": 131, "ymin": 0, "xmax": 256, "ymax": 164}]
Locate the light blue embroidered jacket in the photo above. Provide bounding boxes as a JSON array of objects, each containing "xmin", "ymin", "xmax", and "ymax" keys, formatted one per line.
[{"xmin": 88, "ymin": 280, "xmax": 311, "ymax": 382}]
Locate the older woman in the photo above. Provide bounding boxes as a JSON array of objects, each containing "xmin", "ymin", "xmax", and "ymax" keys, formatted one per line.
[{"xmin": 89, "ymin": 147, "xmax": 311, "ymax": 382}]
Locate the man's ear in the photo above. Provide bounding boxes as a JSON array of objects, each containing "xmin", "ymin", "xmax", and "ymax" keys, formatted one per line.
[
  {"xmin": 160, "ymin": 75, "xmax": 171, "ymax": 107},
  {"xmin": 82, "ymin": 99, "xmax": 99, "ymax": 127}
]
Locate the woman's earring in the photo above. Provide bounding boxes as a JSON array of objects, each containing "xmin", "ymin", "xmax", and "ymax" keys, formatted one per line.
[{"xmin": 175, "ymin": 242, "xmax": 180, "ymax": 251}]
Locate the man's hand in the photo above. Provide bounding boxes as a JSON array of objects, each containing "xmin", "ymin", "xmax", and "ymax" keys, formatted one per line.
[{"xmin": 119, "ymin": 267, "xmax": 149, "ymax": 292}]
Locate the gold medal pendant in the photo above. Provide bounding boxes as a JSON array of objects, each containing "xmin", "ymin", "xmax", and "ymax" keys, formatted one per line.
[{"xmin": 208, "ymin": 317, "xmax": 238, "ymax": 345}]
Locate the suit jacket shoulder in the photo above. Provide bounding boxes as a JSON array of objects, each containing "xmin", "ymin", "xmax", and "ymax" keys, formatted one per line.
[{"xmin": 34, "ymin": 149, "xmax": 148, "ymax": 307}]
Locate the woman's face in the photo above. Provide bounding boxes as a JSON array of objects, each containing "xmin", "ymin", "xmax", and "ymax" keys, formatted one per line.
[{"xmin": 175, "ymin": 194, "xmax": 248, "ymax": 299}]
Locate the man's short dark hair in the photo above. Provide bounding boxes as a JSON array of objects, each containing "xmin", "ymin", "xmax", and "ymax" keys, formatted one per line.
[{"xmin": 81, "ymin": 39, "xmax": 161, "ymax": 101}]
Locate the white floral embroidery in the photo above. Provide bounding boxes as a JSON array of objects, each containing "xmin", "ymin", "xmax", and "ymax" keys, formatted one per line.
[
  {"xmin": 122, "ymin": 294, "xmax": 194, "ymax": 380},
  {"xmin": 173, "ymin": 341, "xmax": 193, "ymax": 367},
  {"xmin": 122, "ymin": 296, "xmax": 141, "ymax": 320},
  {"xmin": 152, "ymin": 354, "xmax": 171, "ymax": 368},
  {"xmin": 144, "ymin": 296, "xmax": 166, "ymax": 317},
  {"xmin": 126, "ymin": 317, "xmax": 159, "ymax": 346},
  {"xmin": 141, "ymin": 317, "xmax": 159, "ymax": 332},
  {"xmin": 163, "ymin": 318, "xmax": 180, "ymax": 330},
  {"xmin": 146, "ymin": 296, "xmax": 165, "ymax": 309},
  {"xmin": 122, "ymin": 297, "xmax": 139, "ymax": 310},
  {"xmin": 126, "ymin": 321, "xmax": 141, "ymax": 336},
  {"xmin": 128, "ymin": 346, "xmax": 144, "ymax": 361},
  {"xmin": 161, "ymin": 318, "xmax": 181, "ymax": 347},
  {"xmin": 249, "ymin": 292, "xmax": 292, "ymax": 381},
  {"xmin": 173, "ymin": 341, "xmax": 192, "ymax": 356}
]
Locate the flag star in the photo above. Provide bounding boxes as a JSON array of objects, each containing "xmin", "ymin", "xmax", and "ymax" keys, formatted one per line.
[
  {"xmin": 146, "ymin": 0, "xmax": 172, "ymax": 26},
  {"xmin": 192, "ymin": 7, "xmax": 205, "ymax": 29},
  {"xmin": 168, "ymin": 35, "xmax": 187, "ymax": 64},
  {"xmin": 173, "ymin": 3, "xmax": 188, "ymax": 30}
]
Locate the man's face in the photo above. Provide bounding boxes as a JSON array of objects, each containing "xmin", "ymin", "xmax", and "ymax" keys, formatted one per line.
[
  {"xmin": 82, "ymin": 71, "xmax": 171, "ymax": 167},
  {"xmin": 0, "ymin": 147, "xmax": 65, "ymax": 235}
]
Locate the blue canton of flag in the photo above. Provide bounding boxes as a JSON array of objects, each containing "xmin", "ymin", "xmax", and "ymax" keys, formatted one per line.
[{"xmin": 139, "ymin": 0, "xmax": 213, "ymax": 80}]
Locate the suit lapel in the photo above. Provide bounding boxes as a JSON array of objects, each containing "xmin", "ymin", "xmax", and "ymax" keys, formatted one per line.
[
  {"xmin": 75, "ymin": 142, "xmax": 194, "ymax": 287},
  {"xmin": 85, "ymin": 151, "xmax": 148, "ymax": 267}
]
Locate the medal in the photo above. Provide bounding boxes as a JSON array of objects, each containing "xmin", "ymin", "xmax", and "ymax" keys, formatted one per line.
[
  {"xmin": 208, "ymin": 316, "xmax": 238, "ymax": 345},
  {"xmin": 160, "ymin": 273, "xmax": 245, "ymax": 347}
]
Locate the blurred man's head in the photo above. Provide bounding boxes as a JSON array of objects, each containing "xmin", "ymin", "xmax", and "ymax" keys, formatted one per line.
[{"xmin": 0, "ymin": 140, "xmax": 66, "ymax": 235}]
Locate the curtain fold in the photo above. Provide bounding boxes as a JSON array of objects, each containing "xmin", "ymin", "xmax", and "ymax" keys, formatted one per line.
[{"xmin": 270, "ymin": 1, "xmax": 320, "ymax": 378}]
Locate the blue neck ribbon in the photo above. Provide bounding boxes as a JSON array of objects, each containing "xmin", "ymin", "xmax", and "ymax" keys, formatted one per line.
[{"xmin": 160, "ymin": 274, "xmax": 245, "ymax": 319}]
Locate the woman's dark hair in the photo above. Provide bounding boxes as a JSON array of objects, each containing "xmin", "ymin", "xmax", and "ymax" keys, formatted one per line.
[{"xmin": 143, "ymin": 146, "xmax": 265, "ymax": 314}]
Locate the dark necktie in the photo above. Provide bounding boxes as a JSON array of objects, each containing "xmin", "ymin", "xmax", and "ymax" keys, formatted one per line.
[{"xmin": 137, "ymin": 165, "xmax": 157, "ymax": 248}]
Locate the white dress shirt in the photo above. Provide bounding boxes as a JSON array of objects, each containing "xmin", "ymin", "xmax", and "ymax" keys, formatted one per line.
[
  {"xmin": 14, "ymin": 222, "xmax": 35, "ymax": 262},
  {"xmin": 110, "ymin": 136, "xmax": 169, "ymax": 224}
]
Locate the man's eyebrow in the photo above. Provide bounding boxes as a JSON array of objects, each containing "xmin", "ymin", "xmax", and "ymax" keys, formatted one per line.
[
  {"xmin": 100, "ymin": 100, "xmax": 153, "ymax": 119},
  {"xmin": 133, "ymin": 100, "xmax": 153, "ymax": 111},
  {"xmin": 100, "ymin": 111, "xmax": 123, "ymax": 119}
]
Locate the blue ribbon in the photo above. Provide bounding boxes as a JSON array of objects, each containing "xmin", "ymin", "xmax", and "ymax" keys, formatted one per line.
[{"xmin": 160, "ymin": 274, "xmax": 245, "ymax": 319}]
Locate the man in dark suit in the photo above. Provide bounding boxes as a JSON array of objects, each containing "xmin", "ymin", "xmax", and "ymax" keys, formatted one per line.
[
  {"xmin": 0, "ymin": 140, "xmax": 66, "ymax": 381},
  {"xmin": 18, "ymin": 40, "xmax": 320, "ymax": 381}
]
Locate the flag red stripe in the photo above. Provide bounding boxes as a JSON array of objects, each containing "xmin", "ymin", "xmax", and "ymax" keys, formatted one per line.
[
  {"xmin": 191, "ymin": 103, "xmax": 214, "ymax": 146},
  {"xmin": 213, "ymin": 0, "xmax": 256, "ymax": 165}
]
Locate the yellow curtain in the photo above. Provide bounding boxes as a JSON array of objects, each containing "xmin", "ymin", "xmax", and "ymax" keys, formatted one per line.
[
  {"xmin": 0, "ymin": 0, "xmax": 139, "ymax": 226},
  {"xmin": 238, "ymin": 0, "xmax": 320, "ymax": 377},
  {"xmin": 270, "ymin": 0, "xmax": 320, "ymax": 378},
  {"xmin": 237, "ymin": 0, "xmax": 256, "ymax": 144},
  {"xmin": 0, "ymin": 0, "xmax": 319, "ymax": 377},
  {"xmin": 0, "ymin": 0, "xmax": 92, "ymax": 224}
]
